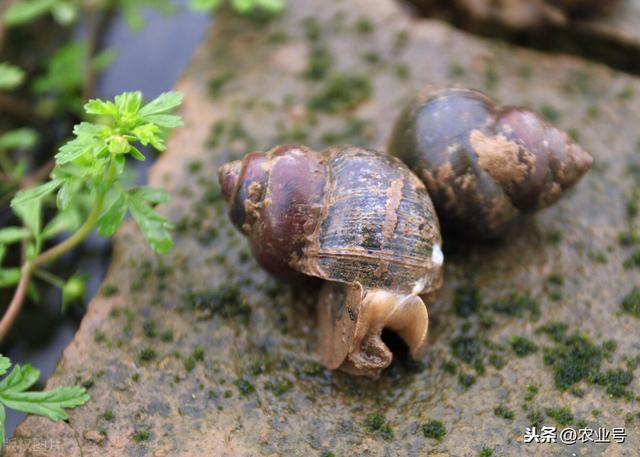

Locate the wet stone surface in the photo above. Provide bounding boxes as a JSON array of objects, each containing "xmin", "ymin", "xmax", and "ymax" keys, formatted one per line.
[{"xmin": 6, "ymin": 0, "xmax": 640, "ymax": 455}]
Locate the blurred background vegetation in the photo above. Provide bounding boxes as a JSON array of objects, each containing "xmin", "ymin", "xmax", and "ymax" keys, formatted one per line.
[{"xmin": 0, "ymin": 0, "xmax": 283, "ymax": 437}]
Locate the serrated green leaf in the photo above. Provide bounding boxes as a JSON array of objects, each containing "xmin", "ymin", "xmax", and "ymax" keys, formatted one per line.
[
  {"xmin": 130, "ymin": 186, "xmax": 170, "ymax": 205},
  {"xmin": 141, "ymin": 113, "xmax": 183, "ymax": 128},
  {"xmin": 128, "ymin": 194, "xmax": 173, "ymax": 254},
  {"xmin": 0, "ymin": 227, "xmax": 30, "ymax": 244},
  {"xmin": 0, "ymin": 269, "xmax": 21, "ymax": 288},
  {"xmin": 11, "ymin": 180, "xmax": 61, "ymax": 209},
  {"xmin": 73, "ymin": 122, "xmax": 104, "ymax": 137},
  {"xmin": 11, "ymin": 179, "xmax": 61, "ymax": 208},
  {"xmin": 84, "ymin": 99, "xmax": 117, "ymax": 117},
  {"xmin": 115, "ymin": 91, "xmax": 142, "ymax": 115},
  {"xmin": 0, "ymin": 385, "xmax": 89, "ymax": 421},
  {"xmin": 0, "ymin": 128, "xmax": 38, "ymax": 150},
  {"xmin": 97, "ymin": 193, "xmax": 127, "ymax": 237},
  {"xmin": 55, "ymin": 135, "xmax": 101, "ymax": 164},
  {"xmin": 13, "ymin": 199, "xmax": 41, "ymax": 236},
  {"xmin": 55, "ymin": 179, "xmax": 80, "ymax": 211},
  {"xmin": 3, "ymin": 0, "xmax": 58, "ymax": 26},
  {"xmin": 0, "ymin": 358, "xmax": 91, "ymax": 440},
  {"xmin": 139, "ymin": 91, "xmax": 183, "ymax": 117},
  {"xmin": 0, "ymin": 356, "xmax": 10, "ymax": 377},
  {"xmin": 0, "ymin": 363, "xmax": 39, "ymax": 393},
  {"xmin": 0, "ymin": 62, "xmax": 25, "ymax": 90}
]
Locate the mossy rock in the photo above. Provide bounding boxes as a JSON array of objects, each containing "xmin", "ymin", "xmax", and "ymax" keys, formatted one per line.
[{"xmin": 7, "ymin": 0, "xmax": 640, "ymax": 455}]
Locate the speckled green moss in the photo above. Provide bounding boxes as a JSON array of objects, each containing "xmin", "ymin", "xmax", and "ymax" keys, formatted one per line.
[
  {"xmin": 621, "ymin": 287, "xmax": 640, "ymax": 317},
  {"xmin": 546, "ymin": 406, "xmax": 574, "ymax": 426},
  {"xmin": 421, "ymin": 420, "xmax": 446, "ymax": 441},
  {"xmin": 307, "ymin": 74, "xmax": 371, "ymax": 113},
  {"xmin": 510, "ymin": 336, "xmax": 538, "ymax": 357}
]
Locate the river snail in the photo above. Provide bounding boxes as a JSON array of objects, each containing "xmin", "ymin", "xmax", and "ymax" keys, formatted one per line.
[
  {"xmin": 546, "ymin": 0, "xmax": 621, "ymax": 18},
  {"xmin": 218, "ymin": 145, "xmax": 443, "ymax": 376},
  {"xmin": 388, "ymin": 87, "xmax": 593, "ymax": 239}
]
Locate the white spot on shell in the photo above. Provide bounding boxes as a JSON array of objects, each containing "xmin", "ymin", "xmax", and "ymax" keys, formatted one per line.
[
  {"xmin": 412, "ymin": 277, "xmax": 427, "ymax": 295},
  {"xmin": 431, "ymin": 244, "xmax": 444, "ymax": 266}
]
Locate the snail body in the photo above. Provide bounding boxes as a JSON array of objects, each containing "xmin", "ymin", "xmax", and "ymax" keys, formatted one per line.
[
  {"xmin": 219, "ymin": 145, "xmax": 443, "ymax": 376},
  {"xmin": 388, "ymin": 88, "xmax": 593, "ymax": 238}
]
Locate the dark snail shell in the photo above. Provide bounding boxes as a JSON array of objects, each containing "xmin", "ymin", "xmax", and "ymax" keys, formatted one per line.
[
  {"xmin": 388, "ymin": 87, "xmax": 593, "ymax": 238},
  {"xmin": 549, "ymin": 0, "xmax": 620, "ymax": 17},
  {"xmin": 219, "ymin": 145, "xmax": 443, "ymax": 376}
]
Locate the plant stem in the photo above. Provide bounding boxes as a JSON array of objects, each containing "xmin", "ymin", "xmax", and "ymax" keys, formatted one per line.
[
  {"xmin": 0, "ymin": 263, "xmax": 32, "ymax": 343},
  {"xmin": 0, "ymin": 155, "xmax": 116, "ymax": 342},
  {"xmin": 33, "ymin": 193, "xmax": 105, "ymax": 268},
  {"xmin": 33, "ymin": 269, "xmax": 65, "ymax": 289},
  {"xmin": 0, "ymin": 198, "xmax": 103, "ymax": 342}
]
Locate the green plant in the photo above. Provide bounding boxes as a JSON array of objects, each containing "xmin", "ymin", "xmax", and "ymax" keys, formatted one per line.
[
  {"xmin": 0, "ymin": 0, "xmax": 288, "ymax": 197},
  {"xmin": 0, "ymin": 90, "xmax": 183, "ymax": 340},
  {"xmin": 0, "ymin": 353, "xmax": 89, "ymax": 450},
  {"xmin": 190, "ymin": 0, "xmax": 285, "ymax": 15},
  {"xmin": 2, "ymin": 0, "xmax": 175, "ymax": 29},
  {"xmin": 0, "ymin": 62, "xmax": 25, "ymax": 90},
  {"xmin": 3, "ymin": 0, "xmax": 286, "ymax": 29}
]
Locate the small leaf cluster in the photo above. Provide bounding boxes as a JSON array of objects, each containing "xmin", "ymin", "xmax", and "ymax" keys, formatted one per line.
[
  {"xmin": 13, "ymin": 91, "xmax": 181, "ymax": 253},
  {"xmin": 0, "ymin": 91, "xmax": 182, "ymax": 302},
  {"xmin": 190, "ymin": 0, "xmax": 285, "ymax": 14},
  {"xmin": 0, "ymin": 353, "xmax": 89, "ymax": 450},
  {"xmin": 2, "ymin": 0, "xmax": 79, "ymax": 27},
  {"xmin": 2, "ymin": 0, "xmax": 176, "ymax": 29},
  {"xmin": 3, "ymin": 0, "xmax": 285, "ymax": 30}
]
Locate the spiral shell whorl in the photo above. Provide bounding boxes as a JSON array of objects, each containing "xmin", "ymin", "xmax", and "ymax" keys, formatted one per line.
[
  {"xmin": 219, "ymin": 145, "xmax": 444, "ymax": 376},
  {"xmin": 219, "ymin": 145, "xmax": 326, "ymax": 280},
  {"xmin": 388, "ymin": 87, "xmax": 593, "ymax": 238}
]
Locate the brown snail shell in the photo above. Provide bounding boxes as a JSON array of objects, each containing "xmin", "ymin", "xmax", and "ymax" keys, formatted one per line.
[
  {"xmin": 547, "ymin": 0, "xmax": 621, "ymax": 18},
  {"xmin": 388, "ymin": 87, "xmax": 593, "ymax": 239},
  {"xmin": 219, "ymin": 145, "xmax": 443, "ymax": 376}
]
